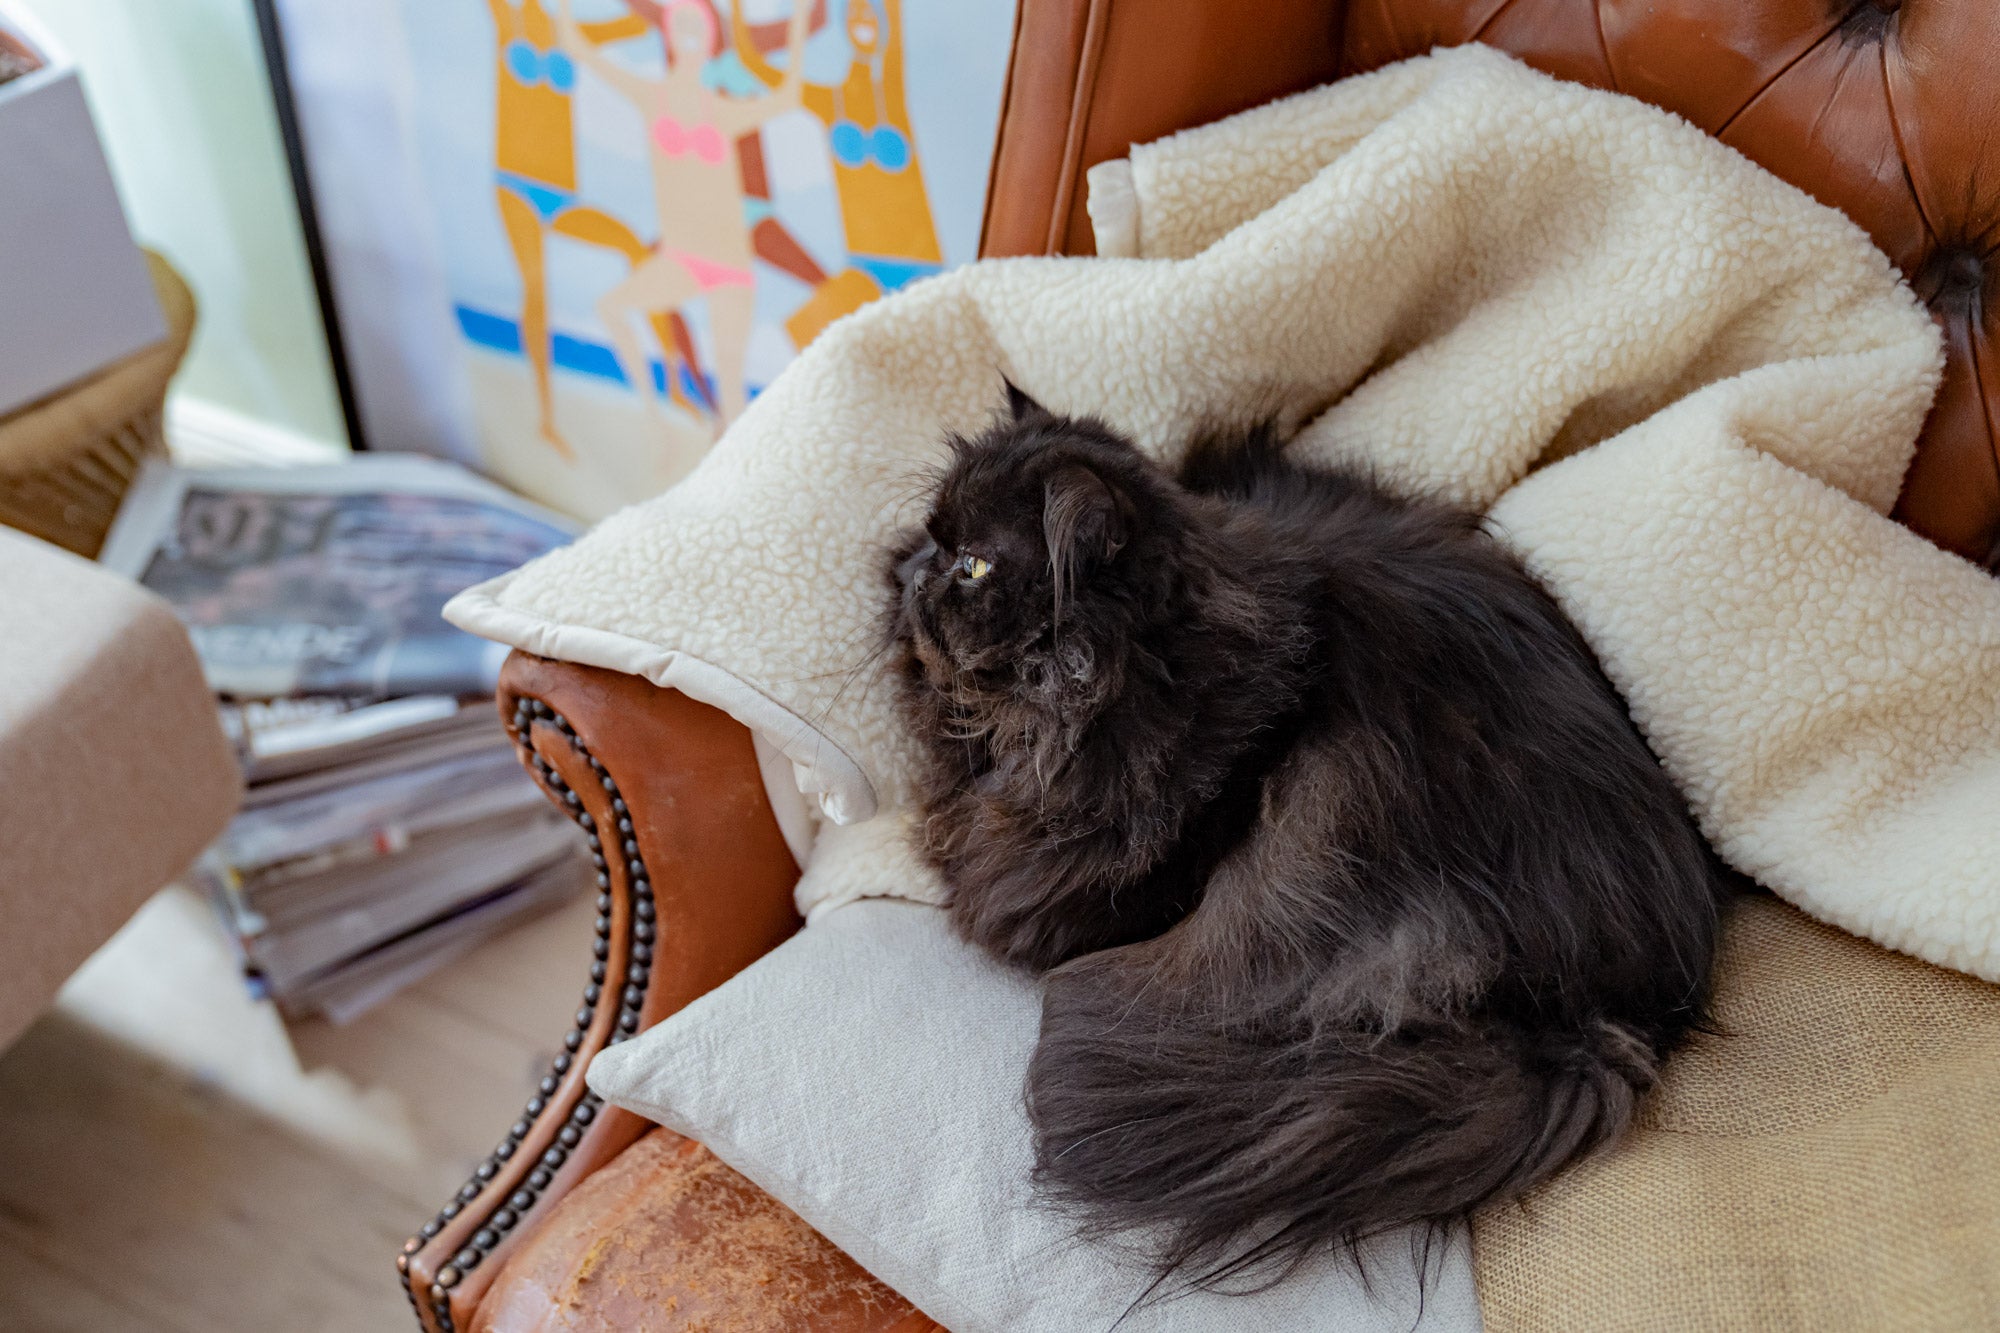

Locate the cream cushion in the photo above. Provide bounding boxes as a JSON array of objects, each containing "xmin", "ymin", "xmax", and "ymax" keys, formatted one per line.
[
  {"xmin": 0, "ymin": 527, "xmax": 240, "ymax": 1050},
  {"xmin": 588, "ymin": 897, "xmax": 1484, "ymax": 1333}
]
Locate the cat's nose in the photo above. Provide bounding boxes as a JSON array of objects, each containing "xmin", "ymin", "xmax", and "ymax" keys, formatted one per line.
[{"xmin": 897, "ymin": 538, "xmax": 937, "ymax": 589}]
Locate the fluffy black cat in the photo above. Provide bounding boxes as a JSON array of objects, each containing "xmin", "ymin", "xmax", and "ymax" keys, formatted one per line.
[{"xmin": 883, "ymin": 384, "xmax": 1726, "ymax": 1287}]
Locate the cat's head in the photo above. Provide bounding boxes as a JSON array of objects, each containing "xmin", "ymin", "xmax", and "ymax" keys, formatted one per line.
[{"xmin": 886, "ymin": 384, "xmax": 1171, "ymax": 703}]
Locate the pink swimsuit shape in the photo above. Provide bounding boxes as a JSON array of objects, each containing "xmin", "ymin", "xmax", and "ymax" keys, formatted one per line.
[
  {"xmin": 647, "ymin": 114, "xmax": 748, "ymax": 289},
  {"xmin": 665, "ymin": 248, "xmax": 753, "ymax": 291},
  {"xmin": 652, "ymin": 114, "xmax": 727, "ymax": 165}
]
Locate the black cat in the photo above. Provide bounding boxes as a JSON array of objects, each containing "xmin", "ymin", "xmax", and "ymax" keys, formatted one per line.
[{"xmin": 884, "ymin": 384, "xmax": 1726, "ymax": 1286}]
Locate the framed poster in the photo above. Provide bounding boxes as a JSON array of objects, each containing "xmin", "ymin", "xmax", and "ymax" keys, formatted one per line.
[{"xmin": 260, "ymin": 0, "xmax": 1016, "ymax": 518}]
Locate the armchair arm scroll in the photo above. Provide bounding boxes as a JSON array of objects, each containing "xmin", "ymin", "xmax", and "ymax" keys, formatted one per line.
[{"xmin": 398, "ymin": 652, "xmax": 804, "ymax": 1333}]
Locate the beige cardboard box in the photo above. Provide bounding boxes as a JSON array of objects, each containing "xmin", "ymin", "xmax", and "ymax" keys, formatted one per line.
[{"xmin": 0, "ymin": 7, "xmax": 165, "ymax": 415}]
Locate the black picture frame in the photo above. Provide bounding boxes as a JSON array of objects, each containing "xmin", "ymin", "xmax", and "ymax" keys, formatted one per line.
[{"xmin": 248, "ymin": 0, "xmax": 368, "ymax": 449}]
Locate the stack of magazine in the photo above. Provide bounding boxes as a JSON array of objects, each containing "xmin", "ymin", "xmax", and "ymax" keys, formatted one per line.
[{"xmin": 101, "ymin": 454, "xmax": 585, "ymax": 1021}]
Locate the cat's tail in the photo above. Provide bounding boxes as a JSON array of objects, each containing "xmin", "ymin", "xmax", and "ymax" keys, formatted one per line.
[
  {"xmin": 1026, "ymin": 960, "xmax": 1656, "ymax": 1290},
  {"xmin": 1175, "ymin": 419, "xmax": 1292, "ymax": 498}
]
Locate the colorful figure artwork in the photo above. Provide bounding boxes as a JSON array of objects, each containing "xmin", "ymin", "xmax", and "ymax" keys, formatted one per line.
[
  {"xmin": 487, "ymin": 0, "xmax": 657, "ymax": 457},
  {"xmin": 407, "ymin": 0, "xmax": 1015, "ymax": 518},
  {"xmin": 732, "ymin": 0, "xmax": 945, "ymax": 346}
]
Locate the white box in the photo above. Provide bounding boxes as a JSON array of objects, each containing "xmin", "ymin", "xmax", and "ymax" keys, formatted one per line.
[{"xmin": 0, "ymin": 7, "xmax": 165, "ymax": 416}]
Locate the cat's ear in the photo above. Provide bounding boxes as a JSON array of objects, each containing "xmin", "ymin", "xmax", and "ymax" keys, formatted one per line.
[
  {"xmin": 1044, "ymin": 465, "xmax": 1127, "ymax": 615},
  {"xmin": 1003, "ymin": 375, "xmax": 1048, "ymax": 422}
]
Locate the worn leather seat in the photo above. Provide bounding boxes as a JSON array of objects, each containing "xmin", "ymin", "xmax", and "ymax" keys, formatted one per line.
[
  {"xmin": 401, "ymin": 3, "xmax": 2000, "ymax": 1330},
  {"xmin": 467, "ymin": 1130, "xmax": 940, "ymax": 1333}
]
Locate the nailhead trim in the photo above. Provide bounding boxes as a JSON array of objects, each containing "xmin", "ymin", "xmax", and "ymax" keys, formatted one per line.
[{"xmin": 397, "ymin": 696, "xmax": 654, "ymax": 1331}]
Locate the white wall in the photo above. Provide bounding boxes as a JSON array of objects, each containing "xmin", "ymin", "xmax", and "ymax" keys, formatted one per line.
[{"xmin": 22, "ymin": 0, "xmax": 349, "ymax": 449}]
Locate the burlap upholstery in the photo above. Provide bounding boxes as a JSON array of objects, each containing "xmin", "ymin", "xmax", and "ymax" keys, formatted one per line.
[{"xmin": 1472, "ymin": 892, "xmax": 2000, "ymax": 1331}]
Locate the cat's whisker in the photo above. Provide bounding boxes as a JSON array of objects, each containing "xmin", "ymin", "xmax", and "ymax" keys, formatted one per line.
[
  {"xmin": 803, "ymin": 640, "xmax": 895, "ymax": 733},
  {"xmin": 1051, "ymin": 1117, "xmax": 1158, "ymax": 1162}
]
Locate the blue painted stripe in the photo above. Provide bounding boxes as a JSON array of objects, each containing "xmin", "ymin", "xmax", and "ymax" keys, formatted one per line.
[
  {"xmin": 455, "ymin": 305, "xmax": 521, "ymax": 356},
  {"xmin": 550, "ymin": 332, "xmax": 626, "ymax": 383},
  {"xmin": 452, "ymin": 304, "xmax": 752, "ymax": 406}
]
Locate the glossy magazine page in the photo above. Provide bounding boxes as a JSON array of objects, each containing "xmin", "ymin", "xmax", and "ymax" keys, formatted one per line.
[{"xmin": 100, "ymin": 453, "xmax": 578, "ymax": 699}]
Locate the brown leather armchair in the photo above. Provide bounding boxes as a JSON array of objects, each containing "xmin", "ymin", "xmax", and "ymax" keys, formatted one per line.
[{"xmin": 399, "ymin": 2, "xmax": 2000, "ymax": 1328}]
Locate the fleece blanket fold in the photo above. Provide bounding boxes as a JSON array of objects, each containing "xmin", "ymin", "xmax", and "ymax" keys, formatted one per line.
[{"xmin": 447, "ymin": 46, "xmax": 2000, "ymax": 980}]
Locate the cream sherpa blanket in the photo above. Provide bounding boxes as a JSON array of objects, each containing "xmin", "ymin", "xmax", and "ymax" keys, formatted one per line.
[{"xmin": 447, "ymin": 47, "xmax": 2000, "ymax": 982}]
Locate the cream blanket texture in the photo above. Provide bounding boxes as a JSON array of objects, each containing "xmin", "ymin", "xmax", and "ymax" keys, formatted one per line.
[{"xmin": 447, "ymin": 47, "xmax": 2000, "ymax": 979}]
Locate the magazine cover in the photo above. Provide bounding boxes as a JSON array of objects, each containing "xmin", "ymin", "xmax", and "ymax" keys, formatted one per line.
[
  {"xmin": 99, "ymin": 455, "xmax": 578, "ymax": 698},
  {"xmin": 272, "ymin": 0, "xmax": 1016, "ymax": 518},
  {"xmin": 0, "ymin": 10, "xmax": 42, "ymax": 87}
]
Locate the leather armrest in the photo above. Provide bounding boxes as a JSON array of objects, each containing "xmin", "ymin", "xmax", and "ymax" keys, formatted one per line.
[
  {"xmin": 400, "ymin": 652, "xmax": 804, "ymax": 1333},
  {"xmin": 980, "ymin": 0, "xmax": 1350, "ymax": 257}
]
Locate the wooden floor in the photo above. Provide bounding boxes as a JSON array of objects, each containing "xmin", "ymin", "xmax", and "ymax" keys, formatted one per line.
[{"xmin": 0, "ymin": 885, "xmax": 597, "ymax": 1332}]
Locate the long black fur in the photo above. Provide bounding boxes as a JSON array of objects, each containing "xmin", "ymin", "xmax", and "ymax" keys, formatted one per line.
[{"xmin": 882, "ymin": 385, "xmax": 1727, "ymax": 1289}]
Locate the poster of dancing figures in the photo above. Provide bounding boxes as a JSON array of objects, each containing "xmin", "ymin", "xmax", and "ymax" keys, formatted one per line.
[{"xmin": 269, "ymin": 0, "xmax": 1016, "ymax": 518}]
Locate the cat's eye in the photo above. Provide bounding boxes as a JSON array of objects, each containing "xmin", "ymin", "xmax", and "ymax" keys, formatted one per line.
[{"xmin": 957, "ymin": 552, "xmax": 993, "ymax": 582}]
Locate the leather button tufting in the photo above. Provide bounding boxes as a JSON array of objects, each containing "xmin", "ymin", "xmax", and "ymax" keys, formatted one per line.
[
  {"xmin": 984, "ymin": 0, "xmax": 2000, "ymax": 565},
  {"xmin": 1917, "ymin": 247, "xmax": 1991, "ymax": 314},
  {"xmin": 1321, "ymin": 0, "xmax": 2000, "ymax": 569},
  {"xmin": 1944, "ymin": 250, "xmax": 1986, "ymax": 293}
]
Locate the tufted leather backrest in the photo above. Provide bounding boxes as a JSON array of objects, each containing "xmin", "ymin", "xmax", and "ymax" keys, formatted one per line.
[{"xmin": 982, "ymin": 0, "xmax": 2000, "ymax": 569}]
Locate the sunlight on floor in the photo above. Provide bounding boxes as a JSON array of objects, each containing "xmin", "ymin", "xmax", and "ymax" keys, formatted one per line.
[
  {"xmin": 0, "ymin": 882, "xmax": 594, "ymax": 1331},
  {"xmin": 58, "ymin": 887, "xmax": 424, "ymax": 1177}
]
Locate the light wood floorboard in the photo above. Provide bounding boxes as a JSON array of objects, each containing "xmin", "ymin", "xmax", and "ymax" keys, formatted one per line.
[{"xmin": 0, "ymin": 884, "xmax": 595, "ymax": 1331}]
